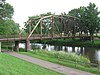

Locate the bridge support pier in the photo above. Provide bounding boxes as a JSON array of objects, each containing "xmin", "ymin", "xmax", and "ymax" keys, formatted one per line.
[
  {"xmin": 25, "ymin": 39, "xmax": 31, "ymax": 51},
  {"xmin": 15, "ymin": 41, "xmax": 19, "ymax": 52},
  {"xmin": 0, "ymin": 42, "xmax": 1, "ymax": 52}
]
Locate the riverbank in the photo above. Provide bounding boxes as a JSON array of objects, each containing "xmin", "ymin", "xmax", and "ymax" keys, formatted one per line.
[
  {"xmin": 37, "ymin": 38, "xmax": 100, "ymax": 47},
  {"xmin": 20, "ymin": 49, "xmax": 99, "ymax": 74}
]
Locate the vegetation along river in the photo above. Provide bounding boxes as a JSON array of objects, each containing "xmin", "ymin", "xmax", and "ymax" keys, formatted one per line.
[{"xmin": 19, "ymin": 43, "xmax": 100, "ymax": 63}]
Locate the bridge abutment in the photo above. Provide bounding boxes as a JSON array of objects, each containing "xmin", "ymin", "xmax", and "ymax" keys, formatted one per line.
[
  {"xmin": 25, "ymin": 39, "xmax": 31, "ymax": 51},
  {"xmin": 15, "ymin": 41, "xmax": 19, "ymax": 52}
]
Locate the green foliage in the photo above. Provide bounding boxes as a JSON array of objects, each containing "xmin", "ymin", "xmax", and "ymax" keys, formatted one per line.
[
  {"xmin": 0, "ymin": 1, "xmax": 19, "ymax": 35},
  {"xmin": 0, "ymin": 2, "xmax": 14, "ymax": 20},
  {"xmin": 0, "ymin": 20, "xmax": 19, "ymax": 35},
  {"xmin": 85, "ymin": 3, "xmax": 100, "ymax": 35},
  {"xmin": 68, "ymin": 3, "xmax": 100, "ymax": 40},
  {"xmin": 19, "ymin": 48, "xmax": 25, "ymax": 52},
  {"xmin": 39, "ymin": 39, "xmax": 100, "ymax": 47},
  {"xmin": 28, "ymin": 50, "xmax": 90, "ymax": 66},
  {"xmin": 0, "ymin": 53, "xmax": 63, "ymax": 75}
]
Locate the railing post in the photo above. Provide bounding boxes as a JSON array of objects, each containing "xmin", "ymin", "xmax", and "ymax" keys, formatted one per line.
[
  {"xmin": 74, "ymin": 18, "xmax": 76, "ymax": 37},
  {"xmin": 64, "ymin": 17, "xmax": 66, "ymax": 36},
  {"xmin": 40, "ymin": 18, "xmax": 43, "ymax": 40},
  {"xmin": 67, "ymin": 18, "xmax": 70, "ymax": 37},
  {"xmin": 51, "ymin": 16, "xmax": 54, "ymax": 38}
]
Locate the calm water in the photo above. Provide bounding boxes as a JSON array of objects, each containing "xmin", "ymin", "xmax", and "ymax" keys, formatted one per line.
[{"xmin": 19, "ymin": 43, "xmax": 100, "ymax": 62}]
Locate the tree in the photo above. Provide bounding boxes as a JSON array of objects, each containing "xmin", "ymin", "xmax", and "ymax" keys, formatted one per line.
[
  {"xmin": 68, "ymin": 7, "xmax": 87, "ymax": 34},
  {"xmin": 68, "ymin": 3, "xmax": 100, "ymax": 41},
  {"xmin": 0, "ymin": 0, "xmax": 6, "ymax": 9},
  {"xmin": 0, "ymin": 1, "xmax": 19, "ymax": 35},
  {"xmin": 0, "ymin": 1, "xmax": 14, "ymax": 20},
  {"xmin": 0, "ymin": 20, "xmax": 19, "ymax": 35},
  {"xmin": 85, "ymin": 3, "xmax": 100, "ymax": 40}
]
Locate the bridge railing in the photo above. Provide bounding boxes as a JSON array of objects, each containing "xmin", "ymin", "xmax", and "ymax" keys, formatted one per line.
[
  {"xmin": 0, "ymin": 35, "xmax": 19, "ymax": 39},
  {"xmin": 0, "ymin": 33, "xmax": 92, "ymax": 40}
]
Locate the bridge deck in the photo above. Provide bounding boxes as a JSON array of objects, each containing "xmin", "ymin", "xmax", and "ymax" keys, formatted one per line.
[{"xmin": 0, "ymin": 34, "xmax": 92, "ymax": 41}]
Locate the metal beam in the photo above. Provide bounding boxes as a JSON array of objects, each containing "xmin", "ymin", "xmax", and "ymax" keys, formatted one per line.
[
  {"xmin": 40, "ymin": 19, "xmax": 43, "ymax": 39},
  {"xmin": 19, "ymin": 19, "xmax": 31, "ymax": 36},
  {"xmin": 27, "ymin": 15, "xmax": 53, "ymax": 39},
  {"xmin": 27, "ymin": 18, "xmax": 42, "ymax": 39}
]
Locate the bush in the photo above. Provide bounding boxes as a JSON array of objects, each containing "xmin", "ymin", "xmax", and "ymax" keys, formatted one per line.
[
  {"xmin": 31, "ymin": 50, "xmax": 90, "ymax": 67},
  {"xmin": 19, "ymin": 48, "xmax": 25, "ymax": 52}
]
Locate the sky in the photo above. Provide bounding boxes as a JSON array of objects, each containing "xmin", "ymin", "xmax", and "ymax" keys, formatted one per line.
[{"xmin": 6, "ymin": 0, "xmax": 100, "ymax": 28}]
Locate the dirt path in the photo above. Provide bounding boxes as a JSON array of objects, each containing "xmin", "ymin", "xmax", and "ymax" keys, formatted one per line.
[{"xmin": 5, "ymin": 52, "xmax": 96, "ymax": 75}]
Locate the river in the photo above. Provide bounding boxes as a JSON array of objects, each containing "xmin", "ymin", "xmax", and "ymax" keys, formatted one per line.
[{"xmin": 19, "ymin": 43, "xmax": 100, "ymax": 63}]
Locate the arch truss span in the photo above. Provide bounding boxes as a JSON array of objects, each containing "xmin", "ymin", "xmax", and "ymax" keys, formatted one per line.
[{"xmin": 19, "ymin": 14, "xmax": 82, "ymax": 40}]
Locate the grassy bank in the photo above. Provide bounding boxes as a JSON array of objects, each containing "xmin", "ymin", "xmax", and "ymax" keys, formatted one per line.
[
  {"xmin": 20, "ymin": 50, "xmax": 99, "ymax": 74},
  {"xmin": 0, "ymin": 53, "xmax": 63, "ymax": 75},
  {"xmin": 38, "ymin": 39, "xmax": 100, "ymax": 47}
]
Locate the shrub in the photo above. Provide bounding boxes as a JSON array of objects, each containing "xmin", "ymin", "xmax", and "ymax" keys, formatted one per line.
[
  {"xmin": 19, "ymin": 48, "xmax": 25, "ymax": 52},
  {"xmin": 31, "ymin": 50, "xmax": 90, "ymax": 67}
]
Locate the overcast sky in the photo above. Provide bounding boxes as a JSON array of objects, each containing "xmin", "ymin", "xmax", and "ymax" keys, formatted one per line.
[{"xmin": 6, "ymin": 0, "xmax": 100, "ymax": 28}]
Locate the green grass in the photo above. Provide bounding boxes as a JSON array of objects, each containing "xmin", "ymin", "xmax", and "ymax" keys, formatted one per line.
[
  {"xmin": 97, "ymin": 34, "xmax": 100, "ymax": 37},
  {"xmin": 20, "ymin": 50, "xmax": 99, "ymax": 74},
  {"xmin": 0, "ymin": 53, "xmax": 63, "ymax": 75}
]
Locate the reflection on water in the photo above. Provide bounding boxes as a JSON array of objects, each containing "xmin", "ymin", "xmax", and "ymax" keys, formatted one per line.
[
  {"xmin": 19, "ymin": 43, "xmax": 100, "ymax": 62},
  {"xmin": 19, "ymin": 43, "xmax": 25, "ymax": 48}
]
